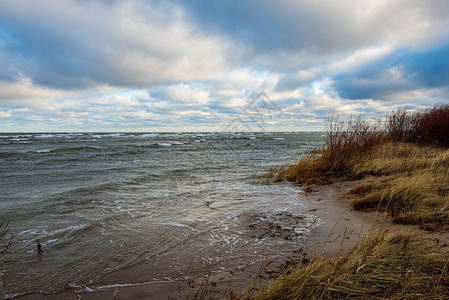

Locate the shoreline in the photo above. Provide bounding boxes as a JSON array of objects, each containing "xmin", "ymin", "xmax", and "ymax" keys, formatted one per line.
[
  {"xmin": 18, "ymin": 178, "xmax": 382, "ymax": 300},
  {"xmin": 300, "ymin": 178, "xmax": 384, "ymax": 259}
]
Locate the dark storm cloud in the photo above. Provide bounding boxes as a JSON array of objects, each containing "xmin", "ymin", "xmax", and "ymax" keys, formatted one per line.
[{"xmin": 0, "ymin": 0, "xmax": 230, "ymax": 89}]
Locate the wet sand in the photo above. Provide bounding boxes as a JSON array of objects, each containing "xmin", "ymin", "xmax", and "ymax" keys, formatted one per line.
[{"xmin": 18, "ymin": 178, "xmax": 383, "ymax": 300}]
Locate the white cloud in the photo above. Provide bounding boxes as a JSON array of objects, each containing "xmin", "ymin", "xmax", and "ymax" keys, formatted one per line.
[
  {"xmin": 171, "ymin": 109, "xmax": 211, "ymax": 116},
  {"xmin": 164, "ymin": 84, "xmax": 209, "ymax": 103},
  {"xmin": 93, "ymin": 93, "xmax": 142, "ymax": 106},
  {"xmin": 220, "ymin": 97, "xmax": 247, "ymax": 109},
  {"xmin": 0, "ymin": 111, "xmax": 12, "ymax": 117},
  {"xmin": 0, "ymin": 77, "xmax": 72, "ymax": 101}
]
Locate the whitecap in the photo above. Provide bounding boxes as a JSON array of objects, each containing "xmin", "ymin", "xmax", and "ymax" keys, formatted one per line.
[
  {"xmin": 36, "ymin": 149, "xmax": 54, "ymax": 153},
  {"xmin": 140, "ymin": 133, "xmax": 158, "ymax": 138},
  {"xmin": 104, "ymin": 133, "xmax": 123, "ymax": 138},
  {"xmin": 35, "ymin": 134, "xmax": 54, "ymax": 139},
  {"xmin": 157, "ymin": 143, "xmax": 172, "ymax": 147}
]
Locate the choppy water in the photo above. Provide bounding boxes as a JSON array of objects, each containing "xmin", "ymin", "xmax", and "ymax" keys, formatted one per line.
[{"xmin": 0, "ymin": 132, "xmax": 323, "ymax": 298}]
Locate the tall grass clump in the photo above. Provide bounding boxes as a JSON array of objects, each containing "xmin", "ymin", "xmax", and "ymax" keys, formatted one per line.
[
  {"xmin": 323, "ymin": 114, "xmax": 383, "ymax": 175},
  {"xmin": 253, "ymin": 229, "xmax": 449, "ymax": 299},
  {"xmin": 276, "ymin": 113, "xmax": 383, "ymax": 184},
  {"xmin": 276, "ymin": 104, "xmax": 449, "ymax": 187}
]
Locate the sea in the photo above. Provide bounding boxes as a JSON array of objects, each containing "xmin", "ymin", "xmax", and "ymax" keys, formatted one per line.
[{"xmin": 0, "ymin": 132, "xmax": 324, "ymax": 298}]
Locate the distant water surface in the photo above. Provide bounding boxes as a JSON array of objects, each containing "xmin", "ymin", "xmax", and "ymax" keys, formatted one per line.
[{"xmin": 0, "ymin": 132, "xmax": 324, "ymax": 298}]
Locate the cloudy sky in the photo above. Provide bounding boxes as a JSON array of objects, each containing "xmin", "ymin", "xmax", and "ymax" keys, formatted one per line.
[{"xmin": 1, "ymin": 0, "xmax": 449, "ymax": 132}]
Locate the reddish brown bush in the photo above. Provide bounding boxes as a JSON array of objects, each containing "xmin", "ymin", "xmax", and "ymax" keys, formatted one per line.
[
  {"xmin": 417, "ymin": 104, "xmax": 449, "ymax": 147},
  {"xmin": 387, "ymin": 104, "xmax": 449, "ymax": 147}
]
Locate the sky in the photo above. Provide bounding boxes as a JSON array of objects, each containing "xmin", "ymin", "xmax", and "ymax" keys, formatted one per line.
[{"xmin": 1, "ymin": 0, "xmax": 449, "ymax": 132}]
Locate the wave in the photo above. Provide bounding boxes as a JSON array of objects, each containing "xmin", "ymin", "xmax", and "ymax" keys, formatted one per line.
[
  {"xmin": 17, "ymin": 222, "xmax": 104, "ymax": 247},
  {"xmin": 36, "ymin": 149, "xmax": 54, "ymax": 153},
  {"xmin": 0, "ymin": 148, "xmax": 60, "ymax": 157},
  {"xmin": 157, "ymin": 142, "xmax": 172, "ymax": 147},
  {"xmin": 45, "ymin": 174, "xmax": 161, "ymax": 201},
  {"xmin": 34, "ymin": 133, "xmax": 79, "ymax": 137},
  {"xmin": 139, "ymin": 133, "xmax": 159, "ymax": 138},
  {"xmin": 72, "ymin": 279, "xmax": 174, "ymax": 294},
  {"xmin": 157, "ymin": 221, "xmax": 196, "ymax": 232},
  {"xmin": 0, "ymin": 151, "xmax": 19, "ymax": 158},
  {"xmin": 91, "ymin": 133, "xmax": 125, "ymax": 139},
  {"xmin": 154, "ymin": 141, "xmax": 185, "ymax": 147},
  {"xmin": 35, "ymin": 134, "xmax": 56, "ymax": 139},
  {"xmin": 50, "ymin": 146, "xmax": 101, "ymax": 153}
]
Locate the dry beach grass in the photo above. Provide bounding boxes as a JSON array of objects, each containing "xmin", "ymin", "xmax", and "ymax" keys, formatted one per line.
[
  {"xmin": 249, "ymin": 105, "xmax": 449, "ymax": 299},
  {"xmin": 253, "ymin": 229, "xmax": 449, "ymax": 299}
]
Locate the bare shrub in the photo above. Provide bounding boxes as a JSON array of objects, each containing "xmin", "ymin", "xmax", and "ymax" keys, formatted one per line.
[
  {"xmin": 0, "ymin": 221, "xmax": 14, "ymax": 254},
  {"xmin": 417, "ymin": 104, "xmax": 449, "ymax": 147},
  {"xmin": 322, "ymin": 112, "xmax": 383, "ymax": 176},
  {"xmin": 387, "ymin": 109, "xmax": 421, "ymax": 142}
]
